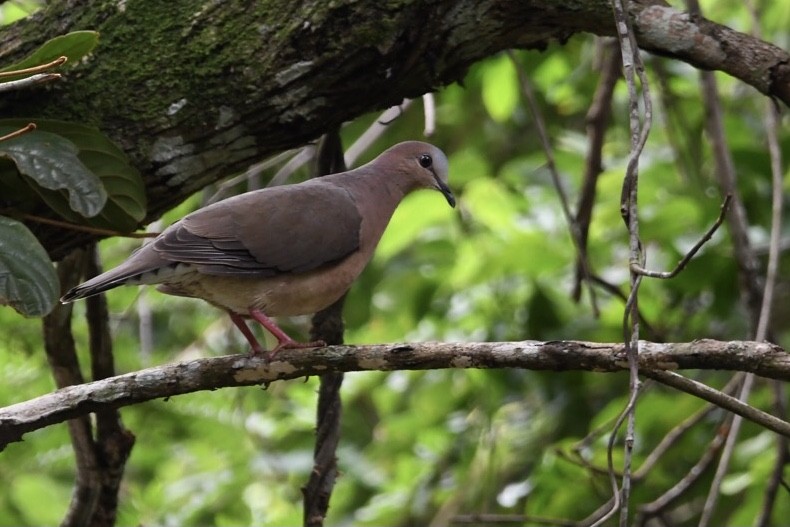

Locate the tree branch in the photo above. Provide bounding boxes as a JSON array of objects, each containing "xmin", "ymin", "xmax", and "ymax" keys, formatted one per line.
[
  {"xmin": 1, "ymin": 339, "xmax": 788, "ymax": 449},
  {"xmin": 0, "ymin": 0, "xmax": 787, "ymax": 259}
]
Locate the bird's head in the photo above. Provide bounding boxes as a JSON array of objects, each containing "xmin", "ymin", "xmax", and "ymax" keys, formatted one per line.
[{"xmin": 380, "ymin": 141, "xmax": 455, "ymax": 208}]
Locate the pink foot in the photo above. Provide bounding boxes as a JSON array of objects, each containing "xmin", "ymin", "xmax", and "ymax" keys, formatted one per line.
[{"xmin": 229, "ymin": 309, "xmax": 327, "ymax": 359}]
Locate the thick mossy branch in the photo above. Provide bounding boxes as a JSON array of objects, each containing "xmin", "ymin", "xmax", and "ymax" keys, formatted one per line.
[
  {"xmin": 0, "ymin": 1, "xmax": 787, "ymax": 259},
  {"xmin": 0, "ymin": 339, "xmax": 788, "ymax": 448}
]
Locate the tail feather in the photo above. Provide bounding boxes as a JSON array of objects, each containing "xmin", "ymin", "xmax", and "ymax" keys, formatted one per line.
[
  {"xmin": 60, "ymin": 244, "xmax": 171, "ymax": 303},
  {"xmin": 60, "ymin": 268, "xmax": 146, "ymax": 303}
]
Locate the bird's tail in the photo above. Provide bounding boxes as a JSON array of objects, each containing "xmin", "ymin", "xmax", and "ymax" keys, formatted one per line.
[{"xmin": 60, "ymin": 266, "xmax": 144, "ymax": 303}]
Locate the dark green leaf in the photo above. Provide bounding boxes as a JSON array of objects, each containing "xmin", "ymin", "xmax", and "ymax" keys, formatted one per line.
[
  {"xmin": 0, "ymin": 216, "xmax": 58, "ymax": 317},
  {"xmin": 0, "ymin": 129, "xmax": 107, "ymax": 217},
  {"xmin": 0, "ymin": 119, "xmax": 147, "ymax": 230}
]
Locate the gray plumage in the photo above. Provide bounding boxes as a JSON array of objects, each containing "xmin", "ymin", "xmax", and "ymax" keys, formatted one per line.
[{"xmin": 62, "ymin": 141, "xmax": 454, "ymax": 356}]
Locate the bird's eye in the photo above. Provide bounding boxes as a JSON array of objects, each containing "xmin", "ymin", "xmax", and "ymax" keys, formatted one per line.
[{"xmin": 419, "ymin": 154, "xmax": 433, "ymax": 168}]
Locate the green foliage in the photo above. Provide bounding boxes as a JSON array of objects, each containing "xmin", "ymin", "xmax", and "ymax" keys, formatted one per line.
[
  {"xmin": 1, "ymin": 3, "xmax": 789, "ymax": 526},
  {"xmin": 0, "ymin": 30, "xmax": 146, "ymax": 317},
  {"xmin": 0, "ymin": 119, "xmax": 147, "ymax": 230},
  {"xmin": 0, "ymin": 128, "xmax": 107, "ymax": 217},
  {"xmin": 0, "ymin": 30, "xmax": 99, "ymax": 80},
  {"xmin": 0, "ymin": 216, "xmax": 59, "ymax": 316}
]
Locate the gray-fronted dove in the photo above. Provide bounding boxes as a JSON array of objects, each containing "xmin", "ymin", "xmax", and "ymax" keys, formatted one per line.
[{"xmin": 61, "ymin": 141, "xmax": 455, "ymax": 357}]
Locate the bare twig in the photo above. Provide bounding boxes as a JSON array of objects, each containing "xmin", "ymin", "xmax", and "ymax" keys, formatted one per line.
[
  {"xmin": 756, "ymin": 380, "xmax": 789, "ymax": 527},
  {"xmin": 636, "ymin": 419, "xmax": 728, "ymax": 524},
  {"xmin": 0, "ymin": 210, "xmax": 156, "ymax": 238},
  {"xmin": 423, "ymin": 93, "xmax": 436, "ymax": 136},
  {"xmin": 206, "ymin": 149, "xmax": 297, "ymax": 203},
  {"xmin": 266, "ymin": 145, "xmax": 317, "ymax": 187},
  {"xmin": 0, "ymin": 55, "xmax": 66, "ymax": 77},
  {"xmin": 0, "ymin": 72, "xmax": 61, "ymax": 92},
  {"xmin": 507, "ymin": 49, "xmax": 599, "ymax": 315},
  {"xmin": 573, "ymin": 39, "xmax": 621, "ymax": 302},
  {"xmin": 641, "ymin": 370, "xmax": 790, "ymax": 438},
  {"xmin": 0, "ymin": 122, "xmax": 35, "ymax": 142},
  {"xmin": 630, "ymin": 195, "xmax": 731, "ymax": 278},
  {"xmin": 699, "ymin": 374, "xmax": 754, "ymax": 527},
  {"xmin": 345, "ymin": 100, "xmax": 414, "ymax": 167},
  {"xmin": 603, "ymin": 0, "xmax": 655, "ymax": 523}
]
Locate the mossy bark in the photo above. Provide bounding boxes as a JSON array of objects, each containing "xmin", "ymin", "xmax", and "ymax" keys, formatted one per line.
[{"xmin": 0, "ymin": 0, "xmax": 787, "ymax": 258}]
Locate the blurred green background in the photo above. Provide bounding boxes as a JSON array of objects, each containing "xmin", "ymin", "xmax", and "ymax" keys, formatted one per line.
[{"xmin": 1, "ymin": 0, "xmax": 789, "ymax": 525}]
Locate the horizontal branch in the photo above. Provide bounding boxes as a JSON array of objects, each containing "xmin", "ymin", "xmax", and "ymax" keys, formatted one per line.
[{"xmin": 1, "ymin": 339, "xmax": 787, "ymax": 449}]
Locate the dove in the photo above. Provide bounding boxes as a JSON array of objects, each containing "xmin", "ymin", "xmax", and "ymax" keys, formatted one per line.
[{"xmin": 61, "ymin": 141, "xmax": 455, "ymax": 358}]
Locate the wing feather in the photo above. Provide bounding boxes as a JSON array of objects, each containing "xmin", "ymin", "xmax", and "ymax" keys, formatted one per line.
[{"xmin": 152, "ymin": 182, "xmax": 362, "ymax": 276}]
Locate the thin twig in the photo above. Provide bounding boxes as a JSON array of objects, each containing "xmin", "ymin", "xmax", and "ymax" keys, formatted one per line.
[
  {"xmin": 345, "ymin": 100, "xmax": 414, "ymax": 167},
  {"xmin": 756, "ymin": 380, "xmax": 788, "ymax": 527},
  {"xmin": 573, "ymin": 38, "xmax": 621, "ymax": 302},
  {"xmin": 698, "ymin": 374, "xmax": 753, "ymax": 527},
  {"xmin": 206, "ymin": 149, "xmax": 297, "ymax": 203},
  {"xmin": 423, "ymin": 93, "xmax": 436, "ymax": 136},
  {"xmin": 0, "ymin": 55, "xmax": 66, "ymax": 77},
  {"xmin": 0, "ymin": 122, "xmax": 35, "ymax": 142},
  {"xmin": 507, "ymin": 49, "xmax": 599, "ymax": 316},
  {"xmin": 608, "ymin": 0, "xmax": 655, "ymax": 522},
  {"xmin": 636, "ymin": 419, "xmax": 729, "ymax": 523},
  {"xmin": 0, "ymin": 72, "xmax": 61, "ymax": 92},
  {"xmin": 642, "ymin": 370, "xmax": 790, "ymax": 438},
  {"xmin": 630, "ymin": 195, "xmax": 732, "ymax": 278},
  {"xmin": 266, "ymin": 145, "xmax": 316, "ymax": 187},
  {"xmin": 0, "ymin": 210, "xmax": 156, "ymax": 238}
]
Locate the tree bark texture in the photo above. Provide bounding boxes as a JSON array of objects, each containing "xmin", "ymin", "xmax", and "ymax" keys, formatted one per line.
[
  {"xmin": 0, "ymin": 0, "xmax": 788, "ymax": 259},
  {"xmin": 1, "ymin": 339, "xmax": 788, "ymax": 449}
]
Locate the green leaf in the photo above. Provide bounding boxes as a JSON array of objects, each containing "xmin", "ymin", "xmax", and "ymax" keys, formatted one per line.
[
  {"xmin": 0, "ymin": 31, "xmax": 99, "ymax": 78},
  {"xmin": 0, "ymin": 216, "xmax": 59, "ymax": 317},
  {"xmin": 0, "ymin": 119, "xmax": 147, "ymax": 230},
  {"xmin": 0, "ymin": 129, "xmax": 107, "ymax": 217},
  {"xmin": 481, "ymin": 54, "xmax": 519, "ymax": 122}
]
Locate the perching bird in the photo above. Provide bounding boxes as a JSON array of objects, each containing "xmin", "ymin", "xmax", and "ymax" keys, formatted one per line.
[{"xmin": 62, "ymin": 141, "xmax": 455, "ymax": 358}]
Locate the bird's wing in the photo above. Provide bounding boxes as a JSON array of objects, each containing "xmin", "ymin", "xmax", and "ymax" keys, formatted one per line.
[{"xmin": 153, "ymin": 182, "xmax": 362, "ymax": 276}]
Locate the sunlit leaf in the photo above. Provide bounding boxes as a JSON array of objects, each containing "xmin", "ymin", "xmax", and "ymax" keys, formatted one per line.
[{"xmin": 481, "ymin": 54, "xmax": 519, "ymax": 122}]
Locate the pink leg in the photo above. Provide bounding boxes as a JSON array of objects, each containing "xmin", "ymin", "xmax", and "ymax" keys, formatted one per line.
[
  {"xmin": 248, "ymin": 308, "xmax": 326, "ymax": 358},
  {"xmin": 228, "ymin": 311, "xmax": 266, "ymax": 355}
]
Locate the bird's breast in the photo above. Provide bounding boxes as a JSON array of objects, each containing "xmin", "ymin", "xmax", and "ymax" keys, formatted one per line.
[{"xmin": 155, "ymin": 248, "xmax": 372, "ymax": 316}]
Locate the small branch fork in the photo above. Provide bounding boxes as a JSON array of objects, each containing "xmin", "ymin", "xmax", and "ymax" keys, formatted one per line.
[
  {"xmin": 629, "ymin": 194, "xmax": 732, "ymax": 279},
  {"xmin": 0, "ymin": 55, "xmax": 66, "ymax": 93},
  {"xmin": 507, "ymin": 50, "xmax": 600, "ymax": 316}
]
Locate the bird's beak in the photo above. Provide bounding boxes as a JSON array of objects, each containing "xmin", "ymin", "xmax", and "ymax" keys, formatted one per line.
[{"xmin": 433, "ymin": 174, "xmax": 456, "ymax": 208}]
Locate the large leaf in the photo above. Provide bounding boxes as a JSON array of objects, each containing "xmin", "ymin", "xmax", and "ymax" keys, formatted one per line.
[
  {"xmin": 0, "ymin": 31, "xmax": 99, "ymax": 80},
  {"xmin": 0, "ymin": 129, "xmax": 107, "ymax": 217},
  {"xmin": 0, "ymin": 216, "xmax": 59, "ymax": 317},
  {"xmin": 0, "ymin": 119, "xmax": 147, "ymax": 231}
]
